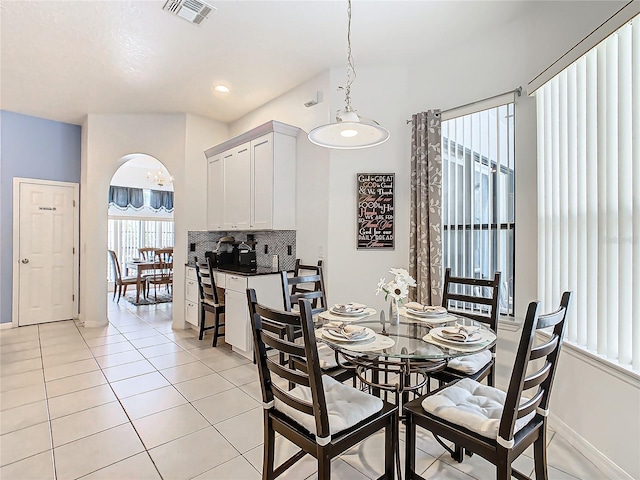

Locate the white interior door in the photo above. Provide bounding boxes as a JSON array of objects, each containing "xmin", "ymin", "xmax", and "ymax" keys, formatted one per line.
[{"xmin": 18, "ymin": 181, "xmax": 77, "ymax": 326}]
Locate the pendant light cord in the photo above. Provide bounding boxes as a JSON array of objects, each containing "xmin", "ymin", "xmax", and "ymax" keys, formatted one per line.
[{"xmin": 342, "ymin": 0, "xmax": 356, "ymax": 111}]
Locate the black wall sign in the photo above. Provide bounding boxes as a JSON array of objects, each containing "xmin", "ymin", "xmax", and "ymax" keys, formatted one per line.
[{"xmin": 357, "ymin": 173, "xmax": 395, "ymax": 249}]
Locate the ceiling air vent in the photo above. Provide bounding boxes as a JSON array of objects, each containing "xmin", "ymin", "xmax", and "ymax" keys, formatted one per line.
[{"xmin": 163, "ymin": 0, "xmax": 215, "ymax": 26}]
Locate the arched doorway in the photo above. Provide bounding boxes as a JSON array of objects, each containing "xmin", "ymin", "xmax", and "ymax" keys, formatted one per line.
[{"xmin": 106, "ymin": 154, "xmax": 174, "ymax": 308}]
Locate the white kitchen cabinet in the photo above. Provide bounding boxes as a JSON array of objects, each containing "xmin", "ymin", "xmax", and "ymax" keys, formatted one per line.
[
  {"xmin": 206, "ymin": 154, "xmax": 223, "ymax": 230},
  {"xmin": 185, "ymin": 267, "xmax": 200, "ymax": 327},
  {"xmin": 222, "ymin": 143, "xmax": 251, "ymax": 230},
  {"xmin": 205, "ymin": 121, "xmax": 299, "ymax": 231},
  {"xmin": 219, "ymin": 271, "xmax": 284, "ymax": 359}
]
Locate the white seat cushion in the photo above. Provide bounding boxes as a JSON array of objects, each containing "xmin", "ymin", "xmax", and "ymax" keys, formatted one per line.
[
  {"xmin": 317, "ymin": 343, "xmax": 338, "ymax": 369},
  {"xmin": 274, "ymin": 375, "xmax": 383, "ymax": 437},
  {"xmin": 447, "ymin": 350, "xmax": 492, "ymax": 374},
  {"xmin": 421, "ymin": 378, "xmax": 535, "ymax": 441},
  {"xmin": 202, "ymin": 298, "xmax": 222, "ymax": 307}
]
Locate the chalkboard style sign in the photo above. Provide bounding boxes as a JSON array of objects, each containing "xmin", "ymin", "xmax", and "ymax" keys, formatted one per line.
[{"xmin": 357, "ymin": 173, "xmax": 395, "ymax": 249}]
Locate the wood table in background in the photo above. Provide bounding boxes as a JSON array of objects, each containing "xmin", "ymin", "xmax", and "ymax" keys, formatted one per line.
[{"xmin": 126, "ymin": 261, "xmax": 173, "ymax": 303}]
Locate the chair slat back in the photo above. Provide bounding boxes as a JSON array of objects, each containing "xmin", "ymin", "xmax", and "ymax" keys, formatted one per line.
[
  {"xmin": 203, "ymin": 252, "xmax": 222, "ymax": 304},
  {"xmin": 138, "ymin": 247, "xmax": 156, "ymax": 261},
  {"xmin": 108, "ymin": 250, "xmax": 122, "ymax": 282},
  {"xmin": 155, "ymin": 248, "xmax": 174, "ymax": 263},
  {"xmin": 442, "ymin": 268, "xmax": 501, "ymax": 331},
  {"xmin": 281, "ymin": 267, "xmax": 327, "ymax": 316},
  {"xmin": 291, "ymin": 260, "xmax": 325, "ymax": 306},
  {"xmin": 247, "ymin": 289, "xmax": 330, "ymax": 438},
  {"xmin": 498, "ymin": 292, "xmax": 572, "ymax": 442}
]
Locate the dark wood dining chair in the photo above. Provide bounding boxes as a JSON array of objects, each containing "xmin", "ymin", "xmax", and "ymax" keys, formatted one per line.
[
  {"xmin": 194, "ymin": 254, "xmax": 225, "ymax": 347},
  {"xmin": 281, "ymin": 266, "xmax": 327, "ymax": 316},
  {"xmin": 247, "ymin": 289, "xmax": 398, "ymax": 480},
  {"xmin": 280, "ymin": 266, "xmax": 354, "ymax": 383},
  {"xmin": 430, "ymin": 268, "xmax": 502, "ymax": 388},
  {"xmin": 290, "ymin": 259, "xmax": 325, "ymax": 309},
  {"xmin": 147, "ymin": 249, "xmax": 173, "ymax": 299},
  {"xmin": 404, "ymin": 292, "xmax": 572, "ymax": 480},
  {"xmin": 108, "ymin": 250, "xmax": 138, "ymax": 302}
]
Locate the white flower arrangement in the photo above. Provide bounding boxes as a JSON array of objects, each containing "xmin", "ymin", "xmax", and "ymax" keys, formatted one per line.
[{"xmin": 375, "ymin": 268, "xmax": 417, "ymax": 304}]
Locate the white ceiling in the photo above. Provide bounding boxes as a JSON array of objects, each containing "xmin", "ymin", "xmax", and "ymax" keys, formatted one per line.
[{"xmin": 1, "ymin": 1, "xmax": 535, "ymax": 126}]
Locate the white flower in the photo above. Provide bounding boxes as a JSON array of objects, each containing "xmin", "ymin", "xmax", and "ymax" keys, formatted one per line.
[{"xmin": 374, "ymin": 268, "xmax": 416, "ymax": 304}]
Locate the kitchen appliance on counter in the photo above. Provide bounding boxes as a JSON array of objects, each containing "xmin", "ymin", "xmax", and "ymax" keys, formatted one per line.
[
  {"xmin": 236, "ymin": 241, "xmax": 257, "ymax": 268},
  {"xmin": 210, "ymin": 236, "xmax": 235, "ymax": 267}
]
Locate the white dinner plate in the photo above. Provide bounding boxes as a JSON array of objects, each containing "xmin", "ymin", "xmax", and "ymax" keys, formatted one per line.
[
  {"xmin": 321, "ymin": 327, "xmax": 376, "ymax": 343},
  {"xmin": 430, "ymin": 326, "xmax": 486, "ymax": 345},
  {"xmin": 404, "ymin": 312, "xmax": 456, "ymax": 324},
  {"xmin": 329, "ymin": 307, "xmax": 368, "ymax": 317},
  {"xmin": 407, "ymin": 308, "xmax": 448, "ymax": 318}
]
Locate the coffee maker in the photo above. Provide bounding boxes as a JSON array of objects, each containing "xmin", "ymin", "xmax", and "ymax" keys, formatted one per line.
[
  {"xmin": 236, "ymin": 241, "xmax": 257, "ymax": 268},
  {"xmin": 210, "ymin": 236, "xmax": 235, "ymax": 267}
]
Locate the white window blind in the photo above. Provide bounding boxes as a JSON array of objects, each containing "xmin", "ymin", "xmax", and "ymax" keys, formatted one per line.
[{"xmin": 536, "ymin": 14, "xmax": 639, "ymax": 371}]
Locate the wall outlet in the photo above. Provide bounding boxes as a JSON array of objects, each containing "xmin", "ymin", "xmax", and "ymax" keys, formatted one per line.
[
  {"xmin": 189, "ymin": 243, "xmax": 196, "ymax": 252},
  {"xmin": 287, "ymin": 245, "xmax": 292, "ymax": 256},
  {"xmin": 264, "ymin": 244, "xmax": 269, "ymax": 254}
]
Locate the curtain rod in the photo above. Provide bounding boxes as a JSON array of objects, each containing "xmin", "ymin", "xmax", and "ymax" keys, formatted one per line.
[{"xmin": 406, "ymin": 87, "xmax": 522, "ymax": 124}]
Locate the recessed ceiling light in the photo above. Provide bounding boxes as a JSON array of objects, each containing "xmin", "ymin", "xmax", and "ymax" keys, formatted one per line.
[{"xmin": 214, "ymin": 85, "xmax": 230, "ymax": 93}]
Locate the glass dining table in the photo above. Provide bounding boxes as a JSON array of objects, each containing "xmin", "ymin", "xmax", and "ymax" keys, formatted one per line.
[{"xmin": 315, "ymin": 307, "xmax": 497, "ymax": 407}]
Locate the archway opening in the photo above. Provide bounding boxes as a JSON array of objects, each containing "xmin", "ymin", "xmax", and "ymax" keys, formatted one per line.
[{"xmin": 106, "ymin": 154, "xmax": 175, "ymax": 307}]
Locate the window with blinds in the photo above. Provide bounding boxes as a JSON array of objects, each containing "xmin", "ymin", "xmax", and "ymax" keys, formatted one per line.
[
  {"xmin": 442, "ymin": 103, "xmax": 515, "ymax": 315},
  {"xmin": 536, "ymin": 14, "xmax": 639, "ymax": 371}
]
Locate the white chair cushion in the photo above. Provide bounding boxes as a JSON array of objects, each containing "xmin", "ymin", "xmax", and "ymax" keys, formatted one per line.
[
  {"xmin": 317, "ymin": 343, "xmax": 338, "ymax": 369},
  {"xmin": 421, "ymin": 378, "xmax": 535, "ymax": 441},
  {"xmin": 447, "ymin": 350, "xmax": 492, "ymax": 374},
  {"xmin": 202, "ymin": 298, "xmax": 221, "ymax": 307},
  {"xmin": 274, "ymin": 375, "xmax": 383, "ymax": 437}
]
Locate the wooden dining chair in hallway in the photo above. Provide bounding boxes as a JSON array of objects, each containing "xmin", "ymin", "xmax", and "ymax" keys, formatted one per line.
[
  {"xmin": 138, "ymin": 247, "xmax": 156, "ymax": 261},
  {"xmin": 108, "ymin": 250, "xmax": 138, "ymax": 302},
  {"xmin": 147, "ymin": 249, "xmax": 173, "ymax": 300},
  {"xmin": 247, "ymin": 289, "xmax": 398, "ymax": 480},
  {"xmin": 404, "ymin": 292, "xmax": 573, "ymax": 480},
  {"xmin": 194, "ymin": 254, "xmax": 226, "ymax": 347}
]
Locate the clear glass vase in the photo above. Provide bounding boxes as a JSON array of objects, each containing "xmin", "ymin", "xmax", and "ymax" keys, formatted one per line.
[{"xmin": 389, "ymin": 298, "xmax": 400, "ymax": 325}]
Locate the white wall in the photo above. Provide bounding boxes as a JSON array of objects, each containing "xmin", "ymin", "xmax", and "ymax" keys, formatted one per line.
[
  {"xmin": 175, "ymin": 114, "xmax": 229, "ymax": 329},
  {"xmin": 80, "ymin": 113, "xmax": 227, "ymax": 329}
]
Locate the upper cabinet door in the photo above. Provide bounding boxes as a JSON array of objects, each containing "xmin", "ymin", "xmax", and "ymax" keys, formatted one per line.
[
  {"xmin": 207, "ymin": 154, "xmax": 224, "ymax": 230},
  {"xmin": 223, "ymin": 143, "xmax": 251, "ymax": 230},
  {"xmin": 251, "ymin": 133, "xmax": 274, "ymax": 230}
]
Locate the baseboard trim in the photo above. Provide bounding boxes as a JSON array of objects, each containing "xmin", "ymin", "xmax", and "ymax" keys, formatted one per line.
[
  {"xmin": 548, "ymin": 413, "xmax": 634, "ymax": 480},
  {"xmin": 0, "ymin": 322, "xmax": 13, "ymax": 329}
]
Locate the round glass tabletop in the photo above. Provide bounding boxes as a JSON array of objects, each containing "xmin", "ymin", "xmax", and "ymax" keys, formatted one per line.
[{"xmin": 315, "ymin": 312, "xmax": 496, "ymax": 360}]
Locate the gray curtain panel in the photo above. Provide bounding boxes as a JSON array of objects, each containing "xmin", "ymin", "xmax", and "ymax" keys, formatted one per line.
[
  {"xmin": 108, "ymin": 186, "xmax": 144, "ymax": 210},
  {"xmin": 150, "ymin": 190, "xmax": 174, "ymax": 212},
  {"xmin": 409, "ymin": 111, "xmax": 443, "ymax": 305}
]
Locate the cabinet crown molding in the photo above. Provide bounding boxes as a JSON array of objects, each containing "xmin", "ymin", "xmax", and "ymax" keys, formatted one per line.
[{"xmin": 204, "ymin": 120, "xmax": 300, "ymax": 159}]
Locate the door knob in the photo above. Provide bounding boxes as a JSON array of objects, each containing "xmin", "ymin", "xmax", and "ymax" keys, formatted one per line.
[{"xmin": 21, "ymin": 258, "xmax": 29, "ymax": 264}]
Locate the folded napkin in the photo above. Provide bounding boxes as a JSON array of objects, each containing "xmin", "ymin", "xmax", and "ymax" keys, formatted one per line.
[
  {"xmin": 405, "ymin": 302, "xmax": 447, "ymax": 315},
  {"xmin": 333, "ymin": 303, "xmax": 366, "ymax": 313},
  {"xmin": 440, "ymin": 324, "xmax": 481, "ymax": 342},
  {"xmin": 324, "ymin": 323, "xmax": 368, "ymax": 340}
]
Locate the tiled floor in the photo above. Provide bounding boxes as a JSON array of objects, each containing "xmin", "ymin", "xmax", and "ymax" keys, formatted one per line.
[{"xmin": 0, "ymin": 298, "xmax": 609, "ymax": 479}]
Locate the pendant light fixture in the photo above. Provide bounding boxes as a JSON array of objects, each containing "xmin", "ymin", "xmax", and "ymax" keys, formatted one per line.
[{"xmin": 308, "ymin": 0, "xmax": 390, "ymax": 149}]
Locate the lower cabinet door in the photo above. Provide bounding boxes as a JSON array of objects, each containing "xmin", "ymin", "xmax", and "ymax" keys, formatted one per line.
[
  {"xmin": 185, "ymin": 300, "xmax": 199, "ymax": 327},
  {"xmin": 224, "ymin": 289, "xmax": 251, "ymax": 353}
]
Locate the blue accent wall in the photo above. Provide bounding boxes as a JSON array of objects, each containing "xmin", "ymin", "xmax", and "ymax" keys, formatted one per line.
[{"xmin": 1, "ymin": 111, "xmax": 81, "ymax": 323}]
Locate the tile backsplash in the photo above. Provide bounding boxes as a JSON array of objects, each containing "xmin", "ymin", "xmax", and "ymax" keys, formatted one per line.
[{"xmin": 187, "ymin": 230, "xmax": 296, "ymax": 270}]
